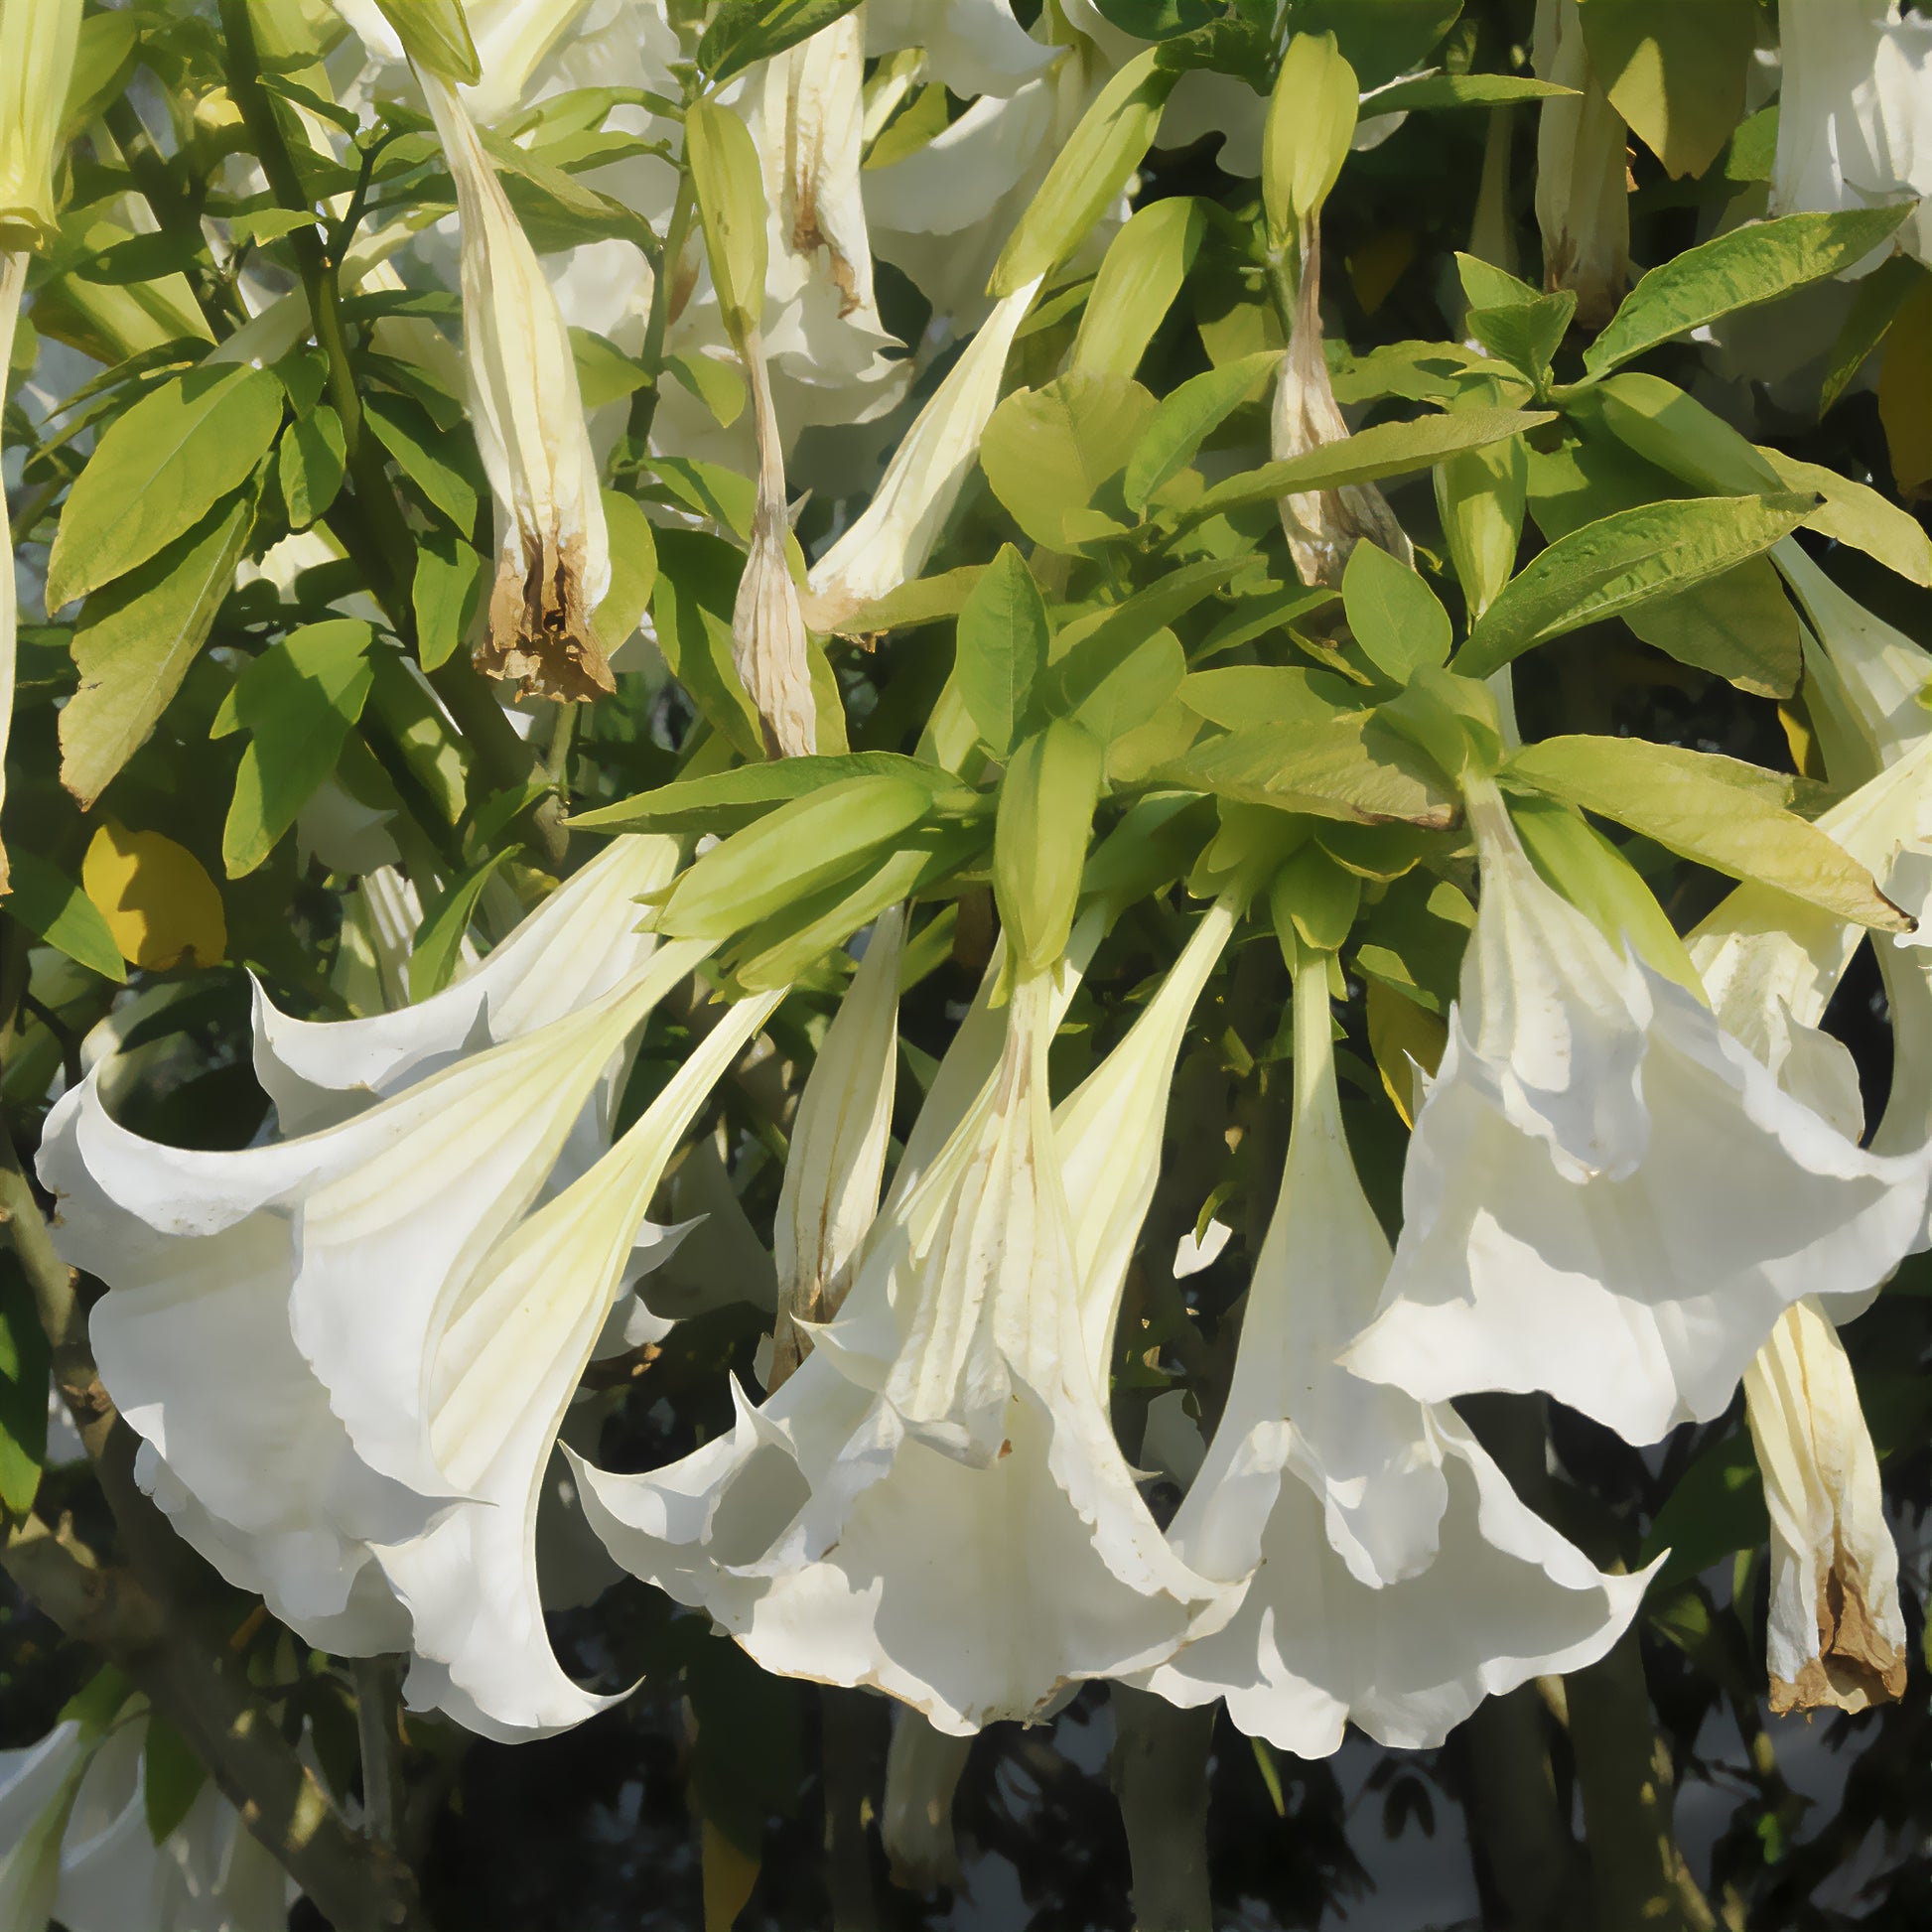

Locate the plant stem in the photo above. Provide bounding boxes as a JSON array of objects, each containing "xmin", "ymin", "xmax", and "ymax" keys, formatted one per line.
[
  {"xmin": 626, "ymin": 162, "xmax": 696, "ymax": 458},
  {"xmin": 354, "ymin": 1657, "xmax": 405, "ymax": 1851},
  {"xmin": 1111, "ymin": 1688, "xmax": 1216, "ymax": 1932}
]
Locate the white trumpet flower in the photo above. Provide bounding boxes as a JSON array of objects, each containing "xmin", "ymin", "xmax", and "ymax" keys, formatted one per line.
[
  {"xmin": 574, "ymin": 912, "xmax": 1242, "ymax": 1733},
  {"xmin": 1345, "ymin": 776, "xmax": 1932, "ymax": 1446},
  {"xmin": 1774, "ymin": 0, "xmax": 1932, "ymax": 266},
  {"xmin": 39, "ymin": 931, "xmax": 709, "ymax": 1675},
  {"xmin": 1746, "ymin": 1298, "xmax": 1908, "ymax": 1713},
  {"xmin": 803, "ymin": 278, "xmax": 1042, "ymax": 629},
  {"xmin": 868, "ymin": 0, "xmax": 1058, "ymax": 101},
  {"xmin": 417, "ymin": 69, "xmax": 615, "ymax": 699},
  {"xmin": 769, "ymin": 908, "xmax": 905, "ymax": 1388},
  {"xmin": 1133, "ymin": 945, "xmax": 1649, "ymax": 1754},
  {"xmin": 0, "ymin": 1704, "xmax": 295, "ymax": 1932},
  {"xmin": 373, "ymin": 986, "xmax": 784, "ymax": 1738}
]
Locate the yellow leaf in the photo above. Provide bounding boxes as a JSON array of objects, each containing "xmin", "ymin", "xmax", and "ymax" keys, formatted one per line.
[
  {"xmin": 1365, "ymin": 980, "xmax": 1446, "ymax": 1129},
  {"xmin": 1878, "ymin": 276, "xmax": 1931, "ymax": 499},
  {"xmin": 701, "ymin": 1817, "xmax": 760, "ymax": 1932},
  {"xmin": 82, "ymin": 823, "xmax": 226, "ymax": 969}
]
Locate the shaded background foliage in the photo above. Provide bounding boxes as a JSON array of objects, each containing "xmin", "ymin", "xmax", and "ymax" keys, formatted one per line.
[{"xmin": 4, "ymin": 0, "xmax": 1932, "ymax": 1927}]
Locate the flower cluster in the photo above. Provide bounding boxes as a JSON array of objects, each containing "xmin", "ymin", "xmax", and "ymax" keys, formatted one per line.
[{"xmin": 7, "ymin": 0, "xmax": 1932, "ymax": 1915}]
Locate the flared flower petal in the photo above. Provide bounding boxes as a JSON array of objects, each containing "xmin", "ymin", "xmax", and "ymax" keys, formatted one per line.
[
  {"xmin": 373, "ymin": 987, "xmax": 783, "ymax": 1737},
  {"xmin": 1132, "ymin": 946, "xmax": 1648, "ymax": 1754},
  {"xmin": 252, "ymin": 832, "xmax": 679, "ymax": 1133},
  {"xmin": 575, "ymin": 944, "xmax": 1236, "ymax": 1733},
  {"xmin": 417, "ymin": 69, "xmax": 614, "ymax": 699},
  {"xmin": 1745, "ymin": 1298, "xmax": 1908, "ymax": 1714},
  {"xmin": 867, "ymin": 0, "xmax": 1059, "ymax": 100},
  {"xmin": 1347, "ymin": 782, "xmax": 1932, "ymax": 1444},
  {"xmin": 39, "ymin": 937, "xmax": 708, "ymax": 1657}
]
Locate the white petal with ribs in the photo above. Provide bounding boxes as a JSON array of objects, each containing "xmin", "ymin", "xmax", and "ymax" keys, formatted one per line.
[{"xmin": 1132, "ymin": 950, "xmax": 1648, "ymax": 1754}]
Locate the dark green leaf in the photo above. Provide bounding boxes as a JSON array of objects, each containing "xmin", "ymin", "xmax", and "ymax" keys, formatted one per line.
[
  {"xmin": 364, "ymin": 389, "xmax": 479, "ymax": 529},
  {"xmin": 2, "ymin": 850, "xmax": 126, "ymax": 982}
]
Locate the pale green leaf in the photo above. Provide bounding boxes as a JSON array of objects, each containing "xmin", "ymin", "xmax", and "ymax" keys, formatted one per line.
[
  {"xmin": 45, "ymin": 365, "xmax": 281, "ymax": 610},
  {"xmin": 1070, "ymin": 197, "xmax": 1206, "ymax": 381},
  {"xmin": 278, "ymin": 403, "xmax": 345, "ymax": 529},
  {"xmin": 596, "ymin": 489, "xmax": 659, "ymax": 652},
  {"xmin": 59, "ymin": 492, "xmax": 256, "ymax": 807},
  {"xmin": 956, "ymin": 545, "xmax": 1050, "ymax": 758},
  {"xmin": 364, "ymin": 389, "xmax": 479, "ymax": 529},
  {"xmin": 1341, "ymin": 541, "xmax": 1450, "ymax": 682},
  {"xmin": 1457, "ymin": 493, "xmax": 1816, "ymax": 677},
  {"xmin": 1583, "ymin": 207, "xmax": 1915, "ymax": 376},
  {"xmin": 980, "ymin": 373, "xmax": 1158, "ymax": 552},
  {"xmin": 1124, "ymin": 350, "xmax": 1279, "ymax": 513},
  {"xmin": 410, "ymin": 846, "xmax": 523, "ymax": 1000},
  {"xmin": 413, "ymin": 529, "xmax": 487, "ymax": 672},
  {"xmin": 1153, "ymin": 716, "xmax": 1458, "ymax": 828},
  {"xmin": 1503, "ymin": 735, "xmax": 1908, "ymax": 930}
]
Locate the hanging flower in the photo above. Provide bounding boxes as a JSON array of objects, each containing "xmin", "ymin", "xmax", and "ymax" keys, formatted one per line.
[
  {"xmin": 0, "ymin": 1696, "xmax": 295, "ymax": 1932},
  {"xmin": 40, "ymin": 908, "xmax": 711, "ymax": 1687},
  {"xmin": 414, "ymin": 67, "xmax": 615, "ymax": 700},
  {"xmin": 1773, "ymin": 0, "xmax": 1932, "ymax": 265},
  {"xmin": 769, "ymin": 907, "xmax": 905, "ymax": 1389},
  {"xmin": 573, "ymin": 895, "xmax": 1244, "ymax": 1732},
  {"xmin": 1344, "ymin": 774, "xmax": 1932, "ymax": 1446},
  {"xmin": 1127, "ymin": 933, "xmax": 1647, "ymax": 1754},
  {"xmin": 1746, "ymin": 1298, "xmax": 1908, "ymax": 1713}
]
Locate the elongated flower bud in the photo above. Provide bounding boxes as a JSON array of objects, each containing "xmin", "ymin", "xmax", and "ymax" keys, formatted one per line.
[
  {"xmin": 1745, "ymin": 1298, "xmax": 1907, "ymax": 1713},
  {"xmin": 0, "ymin": 0, "xmax": 81, "ymax": 250},
  {"xmin": 1533, "ymin": 0, "xmax": 1629, "ymax": 325},
  {"xmin": 803, "ymin": 278, "xmax": 1042, "ymax": 629},
  {"xmin": 1272, "ymin": 212, "xmax": 1414, "ymax": 589},
  {"xmin": 416, "ymin": 70, "xmax": 614, "ymax": 701},
  {"xmin": 769, "ymin": 906, "xmax": 905, "ymax": 1387}
]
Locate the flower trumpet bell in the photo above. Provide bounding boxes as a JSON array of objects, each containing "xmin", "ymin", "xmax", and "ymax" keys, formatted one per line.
[
  {"xmin": 572, "ymin": 904, "xmax": 1244, "ymax": 1733},
  {"xmin": 1128, "ymin": 937, "xmax": 1649, "ymax": 1756},
  {"xmin": 1345, "ymin": 775, "xmax": 1932, "ymax": 1446}
]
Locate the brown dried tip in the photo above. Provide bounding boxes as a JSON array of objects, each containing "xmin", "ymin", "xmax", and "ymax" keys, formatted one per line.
[
  {"xmin": 1771, "ymin": 1562, "xmax": 1909, "ymax": 1716},
  {"xmin": 476, "ymin": 527, "xmax": 617, "ymax": 703}
]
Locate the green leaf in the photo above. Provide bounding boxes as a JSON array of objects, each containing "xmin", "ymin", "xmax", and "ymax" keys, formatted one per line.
[
  {"xmin": 45, "ymin": 365, "xmax": 281, "ymax": 611},
  {"xmin": 1463, "ymin": 290, "xmax": 1576, "ymax": 385},
  {"xmin": 1123, "ymin": 350, "xmax": 1279, "ymax": 513},
  {"xmin": 1502, "ymin": 735, "xmax": 1910, "ymax": 930},
  {"xmin": 1582, "ymin": 207, "xmax": 1916, "ymax": 376},
  {"xmin": 213, "ymin": 620, "xmax": 376, "ymax": 878},
  {"xmin": 1048, "ymin": 626, "xmax": 1185, "ymax": 745},
  {"xmin": 1181, "ymin": 664, "xmax": 1353, "ymax": 729},
  {"xmin": 278, "ymin": 403, "xmax": 345, "ymax": 529},
  {"xmin": 990, "ymin": 50, "xmax": 1177, "ymax": 297},
  {"xmin": 1578, "ymin": 0, "xmax": 1756, "ymax": 180},
  {"xmin": 1153, "ymin": 716, "xmax": 1459, "ymax": 828},
  {"xmin": 60, "ymin": 491, "xmax": 257, "ymax": 808},
  {"xmin": 1288, "ymin": 0, "xmax": 1461, "ymax": 90},
  {"xmin": 1457, "ymin": 493, "xmax": 1816, "ymax": 677},
  {"xmin": 980, "ymin": 372, "xmax": 1158, "ymax": 551},
  {"xmin": 650, "ymin": 528, "xmax": 764, "ymax": 759},
  {"xmin": 1638, "ymin": 1426, "xmax": 1766, "ymax": 1594},
  {"xmin": 686, "ymin": 99, "xmax": 769, "ymax": 344},
  {"xmin": 413, "ymin": 528, "xmax": 488, "ymax": 673},
  {"xmin": 1341, "ymin": 542, "xmax": 1450, "ymax": 683},
  {"xmin": 143, "ymin": 1714, "xmax": 208, "ymax": 1846},
  {"xmin": 410, "ymin": 845, "xmax": 523, "ymax": 1000},
  {"xmin": 1757, "ymin": 451, "xmax": 1932, "ymax": 590},
  {"xmin": 1263, "ymin": 31, "xmax": 1358, "ymax": 246},
  {"xmin": 1184, "ymin": 407, "xmax": 1555, "ymax": 522},
  {"xmin": 596, "ymin": 489, "xmax": 659, "ymax": 650},
  {"xmin": 2, "ymin": 850, "xmax": 126, "ymax": 982},
  {"xmin": 698, "ymin": 0, "xmax": 864, "ymax": 83},
  {"xmin": 665, "ymin": 346, "xmax": 747, "ymax": 428},
  {"xmin": 0, "ymin": 1264, "xmax": 49, "ymax": 1517},
  {"xmin": 1070, "ymin": 197, "xmax": 1207, "ymax": 381},
  {"xmin": 571, "ymin": 328, "xmax": 653, "ymax": 410},
  {"xmin": 816, "ymin": 567, "xmax": 986, "ymax": 638},
  {"xmin": 956, "ymin": 546, "xmax": 1050, "ymax": 758},
  {"xmin": 364, "ymin": 388, "xmax": 479, "ymax": 529},
  {"xmin": 569, "ymin": 752, "xmax": 953, "ymax": 837},
  {"xmin": 1820, "ymin": 252, "xmax": 1922, "ymax": 417},
  {"xmin": 1361, "ymin": 72, "xmax": 1577, "ymax": 114}
]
